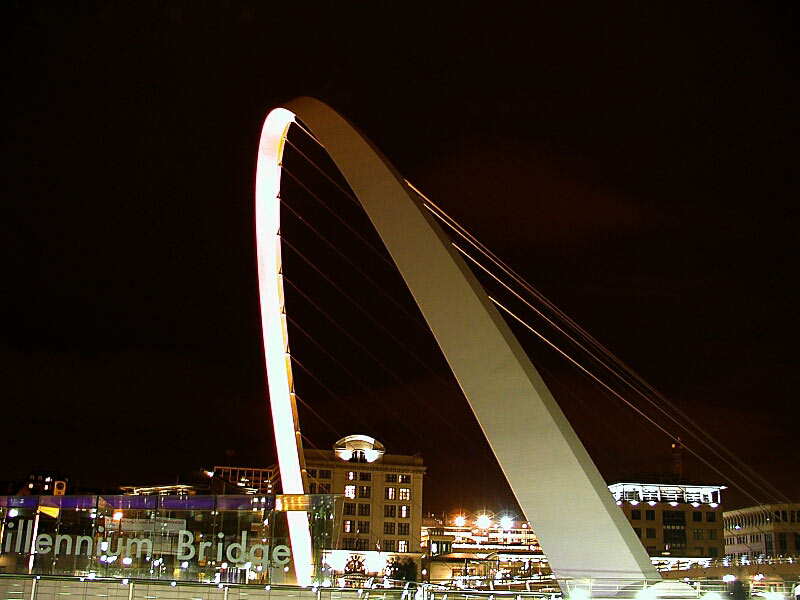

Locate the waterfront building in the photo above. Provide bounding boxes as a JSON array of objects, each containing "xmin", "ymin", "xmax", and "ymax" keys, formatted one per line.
[
  {"xmin": 724, "ymin": 503, "xmax": 800, "ymax": 560},
  {"xmin": 303, "ymin": 434, "xmax": 425, "ymax": 578},
  {"xmin": 609, "ymin": 477, "xmax": 725, "ymax": 566},
  {"xmin": 211, "ymin": 466, "xmax": 277, "ymax": 495},
  {"xmin": 0, "ymin": 493, "xmax": 339, "ymax": 585},
  {"xmin": 420, "ymin": 514, "xmax": 552, "ymax": 589}
]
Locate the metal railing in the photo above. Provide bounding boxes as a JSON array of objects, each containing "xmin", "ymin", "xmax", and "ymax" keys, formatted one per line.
[{"xmin": 1, "ymin": 574, "xmax": 797, "ymax": 600}]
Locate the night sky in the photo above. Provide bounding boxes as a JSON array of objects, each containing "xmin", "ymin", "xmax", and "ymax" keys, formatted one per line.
[{"xmin": 4, "ymin": 3, "xmax": 797, "ymax": 514}]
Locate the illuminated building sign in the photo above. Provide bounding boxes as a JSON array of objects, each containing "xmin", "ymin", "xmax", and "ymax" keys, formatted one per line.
[{"xmin": 0, "ymin": 495, "xmax": 340, "ymax": 585}]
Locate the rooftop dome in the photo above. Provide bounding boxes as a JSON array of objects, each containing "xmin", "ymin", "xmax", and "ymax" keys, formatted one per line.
[{"xmin": 333, "ymin": 435, "xmax": 386, "ymax": 463}]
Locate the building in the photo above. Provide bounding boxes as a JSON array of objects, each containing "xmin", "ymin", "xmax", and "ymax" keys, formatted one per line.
[
  {"xmin": 608, "ymin": 476, "xmax": 725, "ymax": 564},
  {"xmin": 420, "ymin": 513, "xmax": 552, "ymax": 589},
  {"xmin": 303, "ymin": 434, "xmax": 425, "ymax": 574},
  {"xmin": 19, "ymin": 470, "xmax": 69, "ymax": 495},
  {"xmin": 119, "ymin": 469, "xmax": 261, "ymax": 496},
  {"xmin": 212, "ymin": 465, "xmax": 277, "ymax": 495},
  {"xmin": 724, "ymin": 503, "xmax": 800, "ymax": 560},
  {"xmin": 0, "ymin": 492, "xmax": 340, "ymax": 585}
]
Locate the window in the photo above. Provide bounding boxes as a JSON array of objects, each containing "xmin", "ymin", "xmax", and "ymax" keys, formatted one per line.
[
  {"xmin": 663, "ymin": 510, "xmax": 686, "ymax": 525},
  {"xmin": 356, "ymin": 539, "xmax": 369, "ymax": 550},
  {"xmin": 358, "ymin": 521, "xmax": 370, "ymax": 534},
  {"xmin": 320, "ymin": 483, "xmax": 331, "ymax": 493},
  {"xmin": 631, "ymin": 509, "xmax": 641, "ymax": 520},
  {"xmin": 358, "ymin": 504, "xmax": 370, "ymax": 516},
  {"xmin": 346, "ymin": 471, "xmax": 356, "ymax": 480},
  {"xmin": 399, "ymin": 488, "xmax": 411, "ymax": 501},
  {"xmin": 706, "ymin": 512, "xmax": 716, "ymax": 522},
  {"xmin": 645, "ymin": 510, "xmax": 655, "ymax": 521},
  {"xmin": 307, "ymin": 469, "xmax": 317, "ymax": 478},
  {"xmin": 384, "ymin": 505, "xmax": 396, "ymax": 518},
  {"xmin": 707, "ymin": 529, "xmax": 716, "ymax": 540},
  {"xmin": 646, "ymin": 528, "xmax": 656, "ymax": 539},
  {"xmin": 693, "ymin": 511, "xmax": 702, "ymax": 522},
  {"xmin": 359, "ymin": 472, "xmax": 372, "ymax": 481},
  {"xmin": 385, "ymin": 474, "xmax": 397, "ymax": 482},
  {"xmin": 344, "ymin": 502, "xmax": 356, "ymax": 515},
  {"xmin": 399, "ymin": 475, "xmax": 411, "ymax": 483},
  {"xmin": 708, "ymin": 547, "xmax": 718, "ymax": 557},
  {"xmin": 664, "ymin": 529, "xmax": 686, "ymax": 549},
  {"xmin": 693, "ymin": 529, "xmax": 704, "ymax": 540},
  {"xmin": 319, "ymin": 469, "xmax": 331, "ymax": 479},
  {"xmin": 344, "ymin": 520, "xmax": 354, "ymax": 533},
  {"xmin": 345, "ymin": 485, "xmax": 356, "ymax": 499},
  {"xmin": 398, "ymin": 523, "xmax": 410, "ymax": 535},
  {"xmin": 399, "ymin": 505, "xmax": 410, "ymax": 518},
  {"xmin": 358, "ymin": 485, "xmax": 371, "ymax": 498},
  {"xmin": 383, "ymin": 540, "xmax": 396, "ymax": 552},
  {"xmin": 398, "ymin": 540, "xmax": 408, "ymax": 553},
  {"xmin": 385, "ymin": 487, "xmax": 396, "ymax": 500},
  {"xmin": 634, "ymin": 527, "xmax": 642, "ymax": 537},
  {"xmin": 342, "ymin": 537, "xmax": 355, "ymax": 550},
  {"xmin": 384, "ymin": 522, "xmax": 396, "ymax": 534},
  {"xmin": 694, "ymin": 546, "xmax": 704, "ymax": 555},
  {"xmin": 309, "ymin": 483, "xmax": 317, "ymax": 494}
]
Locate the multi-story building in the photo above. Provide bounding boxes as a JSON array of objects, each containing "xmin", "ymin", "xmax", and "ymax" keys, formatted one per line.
[
  {"xmin": 212, "ymin": 465, "xmax": 277, "ymax": 495},
  {"xmin": 608, "ymin": 477, "xmax": 725, "ymax": 562},
  {"xmin": 724, "ymin": 503, "xmax": 800, "ymax": 560},
  {"xmin": 304, "ymin": 435, "xmax": 425, "ymax": 557},
  {"xmin": 420, "ymin": 514, "xmax": 551, "ymax": 588}
]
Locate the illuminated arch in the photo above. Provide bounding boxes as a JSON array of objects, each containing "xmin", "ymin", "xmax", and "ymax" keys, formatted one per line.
[{"xmin": 255, "ymin": 97, "xmax": 659, "ymax": 583}]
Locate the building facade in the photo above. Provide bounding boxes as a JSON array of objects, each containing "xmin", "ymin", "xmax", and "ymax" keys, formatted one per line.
[
  {"xmin": 609, "ymin": 479, "xmax": 725, "ymax": 561},
  {"xmin": 420, "ymin": 514, "xmax": 552, "ymax": 589},
  {"xmin": 303, "ymin": 435, "xmax": 425, "ymax": 558},
  {"xmin": 212, "ymin": 466, "xmax": 277, "ymax": 495},
  {"xmin": 724, "ymin": 503, "xmax": 800, "ymax": 560}
]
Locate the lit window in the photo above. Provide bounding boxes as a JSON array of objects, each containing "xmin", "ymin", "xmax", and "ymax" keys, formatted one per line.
[
  {"xmin": 399, "ymin": 488, "xmax": 410, "ymax": 501},
  {"xmin": 398, "ymin": 540, "xmax": 408, "ymax": 553},
  {"xmin": 399, "ymin": 475, "xmax": 411, "ymax": 484},
  {"xmin": 345, "ymin": 485, "xmax": 356, "ymax": 499},
  {"xmin": 344, "ymin": 520, "xmax": 354, "ymax": 533},
  {"xmin": 385, "ymin": 487, "xmax": 396, "ymax": 500},
  {"xmin": 347, "ymin": 471, "xmax": 356, "ymax": 481},
  {"xmin": 399, "ymin": 505, "xmax": 410, "ymax": 518}
]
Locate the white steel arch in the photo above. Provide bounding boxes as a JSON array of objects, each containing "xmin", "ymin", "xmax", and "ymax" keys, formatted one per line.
[{"xmin": 254, "ymin": 97, "xmax": 660, "ymax": 584}]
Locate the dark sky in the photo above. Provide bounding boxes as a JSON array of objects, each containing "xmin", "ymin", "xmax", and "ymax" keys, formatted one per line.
[{"xmin": 3, "ymin": 3, "xmax": 797, "ymax": 513}]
